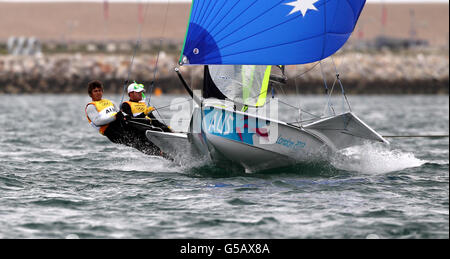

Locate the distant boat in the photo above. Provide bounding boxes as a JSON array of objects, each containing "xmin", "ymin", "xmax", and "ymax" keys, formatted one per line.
[{"xmin": 146, "ymin": 0, "xmax": 389, "ymax": 172}]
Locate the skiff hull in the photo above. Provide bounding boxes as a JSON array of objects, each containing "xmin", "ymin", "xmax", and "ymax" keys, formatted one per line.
[{"xmin": 146, "ymin": 105, "xmax": 388, "ymax": 172}]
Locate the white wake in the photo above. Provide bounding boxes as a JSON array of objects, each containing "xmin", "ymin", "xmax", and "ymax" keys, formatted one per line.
[{"xmin": 331, "ymin": 142, "xmax": 426, "ymax": 174}]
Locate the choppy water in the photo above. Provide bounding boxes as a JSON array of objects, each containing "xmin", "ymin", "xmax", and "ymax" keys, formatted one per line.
[{"xmin": 0, "ymin": 94, "xmax": 448, "ymax": 239}]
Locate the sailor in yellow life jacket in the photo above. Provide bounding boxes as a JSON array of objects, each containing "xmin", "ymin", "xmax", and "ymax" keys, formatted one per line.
[
  {"xmin": 121, "ymin": 82, "xmax": 172, "ymax": 132},
  {"xmin": 85, "ymin": 80, "xmax": 126, "ymax": 144},
  {"xmin": 85, "ymin": 80, "xmax": 162, "ymax": 156}
]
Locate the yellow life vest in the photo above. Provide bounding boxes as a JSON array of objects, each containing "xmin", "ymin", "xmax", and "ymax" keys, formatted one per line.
[
  {"xmin": 85, "ymin": 99, "xmax": 116, "ymax": 135},
  {"xmin": 125, "ymin": 101, "xmax": 148, "ymax": 117}
]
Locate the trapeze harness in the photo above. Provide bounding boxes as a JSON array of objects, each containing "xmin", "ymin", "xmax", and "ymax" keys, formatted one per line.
[
  {"xmin": 85, "ymin": 99, "xmax": 117, "ymax": 135},
  {"xmin": 122, "ymin": 101, "xmax": 172, "ymax": 133},
  {"xmin": 123, "ymin": 101, "xmax": 155, "ymax": 119},
  {"xmin": 124, "ymin": 101, "xmax": 147, "ymax": 117}
]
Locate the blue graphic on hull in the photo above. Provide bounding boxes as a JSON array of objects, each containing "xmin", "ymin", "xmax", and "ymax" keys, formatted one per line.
[{"xmin": 202, "ymin": 107, "xmax": 270, "ymax": 146}]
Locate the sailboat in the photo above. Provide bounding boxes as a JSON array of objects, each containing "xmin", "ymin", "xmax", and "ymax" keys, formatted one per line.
[{"xmin": 146, "ymin": 0, "xmax": 389, "ymax": 172}]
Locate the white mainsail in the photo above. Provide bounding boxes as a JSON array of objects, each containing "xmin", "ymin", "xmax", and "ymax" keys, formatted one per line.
[{"xmin": 208, "ymin": 65, "xmax": 272, "ymax": 108}]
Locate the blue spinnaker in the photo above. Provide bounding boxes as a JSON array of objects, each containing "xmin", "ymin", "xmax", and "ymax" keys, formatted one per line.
[{"xmin": 180, "ymin": 0, "xmax": 366, "ymax": 65}]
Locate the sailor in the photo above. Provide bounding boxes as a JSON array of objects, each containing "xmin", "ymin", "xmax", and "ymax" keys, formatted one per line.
[
  {"xmin": 85, "ymin": 80, "xmax": 161, "ymax": 155},
  {"xmin": 121, "ymin": 82, "xmax": 172, "ymax": 133},
  {"xmin": 85, "ymin": 80, "xmax": 126, "ymax": 144}
]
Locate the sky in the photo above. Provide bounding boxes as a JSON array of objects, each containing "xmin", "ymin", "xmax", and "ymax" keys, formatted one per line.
[{"xmin": 0, "ymin": 0, "xmax": 448, "ymax": 3}]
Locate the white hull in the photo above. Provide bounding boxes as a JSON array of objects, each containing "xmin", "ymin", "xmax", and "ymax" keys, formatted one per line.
[{"xmin": 146, "ymin": 103, "xmax": 388, "ymax": 172}]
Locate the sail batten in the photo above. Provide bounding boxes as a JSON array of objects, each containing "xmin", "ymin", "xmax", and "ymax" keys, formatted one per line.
[{"xmin": 180, "ymin": 0, "xmax": 366, "ymax": 65}]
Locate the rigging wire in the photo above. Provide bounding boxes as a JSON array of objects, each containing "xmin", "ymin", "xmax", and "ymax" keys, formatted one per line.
[
  {"xmin": 320, "ymin": 60, "xmax": 336, "ymax": 117},
  {"xmin": 293, "ymin": 66, "xmax": 303, "ymax": 126},
  {"xmin": 152, "ymin": 99, "xmax": 192, "ymax": 111},
  {"xmin": 277, "ymin": 99, "xmax": 322, "ymax": 119},
  {"xmin": 147, "ymin": 0, "xmax": 171, "ymax": 107},
  {"xmin": 322, "ymin": 74, "xmax": 337, "ymax": 117},
  {"xmin": 142, "ymin": 0, "xmax": 171, "ymax": 126},
  {"xmin": 212, "ymin": 63, "xmax": 315, "ymax": 110},
  {"xmin": 116, "ymin": 0, "xmax": 171, "ymax": 127},
  {"xmin": 383, "ymin": 135, "xmax": 449, "ymax": 138},
  {"xmin": 220, "ymin": 63, "xmax": 328, "ymax": 124},
  {"xmin": 288, "ymin": 116, "xmax": 334, "ymax": 126},
  {"xmin": 237, "ymin": 63, "xmax": 316, "ymax": 106},
  {"xmin": 200, "ymin": 61, "xmax": 343, "ymax": 127},
  {"xmin": 293, "ymin": 62, "xmax": 320, "ymax": 79},
  {"xmin": 292, "ymin": 61, "xmax": 336, "ymax": 124},
  {"xmin": 119, "ymin": 0, "xmax": 152, "ymax": 107},
  {"xmin": 331, "ymin": 56, "xmax": 352, "ymax": 112}
]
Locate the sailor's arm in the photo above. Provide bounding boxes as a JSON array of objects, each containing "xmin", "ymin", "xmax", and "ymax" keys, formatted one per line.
[
  {"xmin": 144, "ymin": 106, "xmax": 155, "ymax": 115},
  {"xmin": 86, "ymin": 104, "xmax": 117, "ymax": 126},
  {"xmin": 120, "ymin": 102, "xmax": 133, "ymax": 117}
]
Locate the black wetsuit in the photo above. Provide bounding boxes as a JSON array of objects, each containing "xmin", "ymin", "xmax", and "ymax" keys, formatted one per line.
[
  {"xmin": 120, "ymin": 102, "xmax": 172, "ymax": 133},
  {"xmin": 103, "ymin": 112, "xmax": 162, "ymax": 156}
]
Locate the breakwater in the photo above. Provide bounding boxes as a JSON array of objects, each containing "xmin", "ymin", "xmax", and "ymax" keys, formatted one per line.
[{"xmin": 0, "ymin": 51, "xmax": 448, "ymax": 95}]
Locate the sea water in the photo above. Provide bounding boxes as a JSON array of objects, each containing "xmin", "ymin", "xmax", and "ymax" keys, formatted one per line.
[{"xmin": 0, "ymin": 94, "xmax": 448, "ymax": 239}]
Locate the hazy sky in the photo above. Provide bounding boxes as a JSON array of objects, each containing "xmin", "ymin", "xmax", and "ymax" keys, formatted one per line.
[{"xmin": 0, "ymin": 0, "xmax": 448, "ymax": 3}]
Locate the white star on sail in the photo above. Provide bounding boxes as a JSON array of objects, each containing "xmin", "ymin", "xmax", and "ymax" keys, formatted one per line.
[{"xmin": 285, "ymin": 0, "xmax": 319, "ymax": 17}]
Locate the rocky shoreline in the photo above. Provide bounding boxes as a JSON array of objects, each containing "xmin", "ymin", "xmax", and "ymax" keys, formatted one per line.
[{"xmin": 0, "ymin": 51, "xmax": 448, "ymax": 95}]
